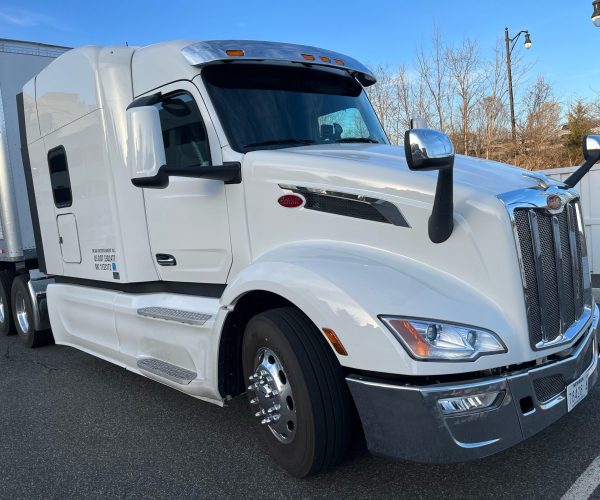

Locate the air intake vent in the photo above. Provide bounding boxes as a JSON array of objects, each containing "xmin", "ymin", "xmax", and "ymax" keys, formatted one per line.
[{"xmin": 280, "ymin": 186, "xmax": 409, "ymax": 227}]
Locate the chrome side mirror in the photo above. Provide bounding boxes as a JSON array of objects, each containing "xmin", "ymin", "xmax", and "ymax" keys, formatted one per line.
[
  {"xmin": 583, "ymin": 135, "xmax": 600, "ymax": 161},
  {"xmin": 126, "ymin": 106, "xmax": 167, "ymax": 184},
  {"xmin": 404, "ymin": 128, "xmax": 455, "ymax": 171},
  {"xmin": 404, "ymin": 128, "xmax": 455, "ymax": 244}
]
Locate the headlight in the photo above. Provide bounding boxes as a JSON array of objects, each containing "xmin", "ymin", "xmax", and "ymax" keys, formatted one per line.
[{"xmin": 379, "ymin": 317, "xmax": 507, "ymax": 361}]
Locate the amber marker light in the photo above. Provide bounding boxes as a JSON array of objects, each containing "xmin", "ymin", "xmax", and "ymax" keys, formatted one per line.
[
  {"xmin": 388, "ymin": 319, "xmax": 430, "ymax": 358},
  {"xmin": 319, "ymin": 56, "xmax": 331, "ymax": 63},
  {"xmin": 226, "ymin": 49, "xmax": 245, "ymax": 56},
  {"xmin": 301, "ymin": 53, "xmax": 315, "ymax": 61},
  {"xmin": 335, "ymin": 59, "xmax": 345, "ymax": 65},
  {"xmin": 322, "ymin": 328, "xmax": 348, "ymax": 356}
]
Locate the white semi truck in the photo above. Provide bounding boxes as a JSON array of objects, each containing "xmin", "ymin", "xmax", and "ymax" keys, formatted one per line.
[{"xmin": 3, "ymin": 39, "xmax": 599, "ymax": 477}]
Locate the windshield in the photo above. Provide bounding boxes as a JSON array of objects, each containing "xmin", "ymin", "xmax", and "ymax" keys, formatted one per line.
[{"xmin": 202, "ymin": 64, "xmax": 388, "ymax": 153}]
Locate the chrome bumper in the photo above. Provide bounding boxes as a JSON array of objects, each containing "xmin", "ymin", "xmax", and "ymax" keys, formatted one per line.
[{"xmin": 347, "ymin": 305, "xmax": 599, "ymax": 463}]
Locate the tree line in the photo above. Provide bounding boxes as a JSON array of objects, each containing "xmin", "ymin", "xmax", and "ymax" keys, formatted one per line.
[{"xmin": 365, "ymin": 29, "xmax": 599, "ymax": 170}]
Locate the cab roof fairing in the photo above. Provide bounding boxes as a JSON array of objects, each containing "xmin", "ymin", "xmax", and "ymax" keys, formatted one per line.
[{"xmin": 180, "ymin": 40, "xmax": 377, "ymax": 87}]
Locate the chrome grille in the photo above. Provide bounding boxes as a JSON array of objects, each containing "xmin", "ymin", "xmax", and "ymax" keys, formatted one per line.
[{"xmin": 513, "ymin": 200, "xmax": 588, "ymax": 349}]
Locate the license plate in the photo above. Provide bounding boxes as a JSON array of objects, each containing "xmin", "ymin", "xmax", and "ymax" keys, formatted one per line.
[{"xmin": 567, "ymin": 373, "xmax": 589, "ymax": 412}]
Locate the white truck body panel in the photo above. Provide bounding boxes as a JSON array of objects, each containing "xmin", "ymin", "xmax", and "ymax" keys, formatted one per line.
[
  {"xmin": 23, "ymin": 46, "xmax": 159, "ymax": 283},
  {"xmin": 0, "ymin": 39, "xmax": 68, "ymax": 261}
]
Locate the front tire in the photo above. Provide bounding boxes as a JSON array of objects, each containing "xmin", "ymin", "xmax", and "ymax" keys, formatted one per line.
[
  {"xmin": 11, "ymin": 275, "xmax": 51, "ymax": 348},
  {"xmin": 242, "ymin": 307, "xmax": 353, "ymax": 477}
]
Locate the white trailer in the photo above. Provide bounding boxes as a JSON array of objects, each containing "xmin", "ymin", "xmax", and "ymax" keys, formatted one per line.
[
  {"xmin": 544, "ymin": 164, "xmax": 600, "ymax": 287},
  {"xmin": 0, "ymin": 39, "xmax": 69, "ymax": 338},
  {"xmin": 6, "ymin": 40, "xmax": 600, "ymax": 477}
]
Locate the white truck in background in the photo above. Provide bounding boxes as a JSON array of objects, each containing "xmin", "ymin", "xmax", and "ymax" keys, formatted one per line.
[
  {"xmin": 0, "ymin": 39, "xmax": 69, "ymax": 342},
  {"xmin": 4, "ymin": 39, "xmax": 600, "ymax": 477}
]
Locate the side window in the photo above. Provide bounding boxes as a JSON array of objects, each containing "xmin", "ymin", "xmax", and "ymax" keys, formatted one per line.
[
  {"xmin": 154, "ymin": 92, "xmax": 212, "ymax": 168},
  {"xmin": 47, "ymin": 146, "xmax": 72, "ymax": 208},
  {"xmin": 318, "ymin": 107, "xmax": 370, "ymax": 140}
]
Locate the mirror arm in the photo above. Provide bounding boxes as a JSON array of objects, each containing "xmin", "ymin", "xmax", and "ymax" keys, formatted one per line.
[
  {"xmin": 564, "ymin": 151, "xmax": 600, "ymax": 188},
  {"xmin": 131, "ymin": 162, "xmax": 241, "ymax": 188},
  {"xmin": 428, "ymin": 168, "xmax": 454, "ymax": 244}
]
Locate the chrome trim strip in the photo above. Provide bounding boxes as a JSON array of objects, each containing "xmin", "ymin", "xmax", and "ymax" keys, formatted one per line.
[
  {"xmin": 535, "ymin": 307, "xmax": 593, "ymax": 349},
  {"xmin": 181, "ymin": 40, "xmax": 377, "ymax": 86},
  {"xmin": 551, "ymin": 215, "xmax": 567, "ymax": 335},
  {"xmin": 574, "ymin": 202, "xmax": 593, "ymax": 303},
  {"xmin": 528, "ymin": 211, "xmax": 551, "ymax": 342},
  {"xmin": 567, "ymin": 203, "xmax": 583, "ymax": 315}
]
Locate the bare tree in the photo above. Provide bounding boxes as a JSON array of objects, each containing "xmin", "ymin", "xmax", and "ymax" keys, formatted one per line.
[
  {"xmin": 366, "ymin": 65, "xmax": 396, "ymax": 134},
  {"xmin": 416, "ymin": 28, "xmax": 448, "ymax": 130},
  {"xmin": 445, "ymin": 38, "xmax": 483, "ymax": 155},
  {"xmin": 518, "ymin": 76, "xmax": 564, "ymax": 169},
  {"xmin": 479, "ymin": 42, "xmax": 509, "ymax": 159}
]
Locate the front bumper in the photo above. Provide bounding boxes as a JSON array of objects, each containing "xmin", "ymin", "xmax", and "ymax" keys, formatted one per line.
[{"xmin": 347, "ymin": 305, "xmax": 599, "ymax": 463}]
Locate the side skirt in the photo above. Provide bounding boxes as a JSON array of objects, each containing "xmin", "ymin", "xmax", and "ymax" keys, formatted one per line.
[{"xmin": 47, "ymin": 282, "xmax": 227, "ymax": 405}]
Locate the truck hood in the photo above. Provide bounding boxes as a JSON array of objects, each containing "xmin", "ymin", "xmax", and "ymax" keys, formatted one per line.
[{"xmin": 247, "ymin": 143, "xmax": 559, "ymax": 196}]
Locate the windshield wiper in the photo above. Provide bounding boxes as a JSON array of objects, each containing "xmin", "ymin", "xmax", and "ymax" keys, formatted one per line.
[
  {"xmin": 243, "ymin": 138, "xmax": 316, "ymax": 148},
  {"xmin": 335, "ymin": 137, "xmax": 380, "ymax": 144}
]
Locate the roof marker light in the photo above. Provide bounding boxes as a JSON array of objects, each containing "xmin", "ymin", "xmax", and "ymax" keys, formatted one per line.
[
  {"xmin": 301, "ymin": 53, "xmax": 315, "ymax": 61},
  {"xmin": 226, "ymin": 49, "xmax": 245, "ymax": 56},
  {"xmin": 335, "ymin": 59, "xmax": 345, "ymax": 66},
  {"xmin": 320, "ymin": 56, "xmax": 331, "ymax": 63}
]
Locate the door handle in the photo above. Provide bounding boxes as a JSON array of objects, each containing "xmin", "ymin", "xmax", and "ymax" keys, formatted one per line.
[{"xmin": 156, "ymin": 254, "xmax": 177, "ymax": 266}]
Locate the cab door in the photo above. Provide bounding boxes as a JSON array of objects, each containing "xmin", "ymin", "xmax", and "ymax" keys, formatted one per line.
[{"xmin": 141, "ymin": 81, "xmax": 232, "ymax": 284}]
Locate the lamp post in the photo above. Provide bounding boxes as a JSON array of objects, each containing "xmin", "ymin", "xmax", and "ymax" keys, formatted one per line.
[
  {"xmin": 505, "ymin": 27, "xmax": 532, "ymax": 147},
  {"xmin": 593, "ymin": 0, "xmax": 600, "ymax": 26}
]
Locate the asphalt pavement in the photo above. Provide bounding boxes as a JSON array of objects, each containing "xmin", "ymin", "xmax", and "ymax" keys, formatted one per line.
[{"xmin": 1, "ymin": 325, "xmax": 600, "ymax": 499}]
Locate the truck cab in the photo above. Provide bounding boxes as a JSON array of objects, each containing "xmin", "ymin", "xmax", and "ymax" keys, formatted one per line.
[{"xmin": 15, "ymin": 40, "xmax": 600, "ymax": 477}]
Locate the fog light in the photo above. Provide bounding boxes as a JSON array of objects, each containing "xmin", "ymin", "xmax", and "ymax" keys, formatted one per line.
[{"xmin": 438, "ymin": 391, "xmax": 504, "ymax": 415}]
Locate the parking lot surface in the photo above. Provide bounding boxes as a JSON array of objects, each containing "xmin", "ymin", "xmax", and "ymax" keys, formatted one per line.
[{"xmin": 1, "ymin": 330, "xmax": 600, "ymax": 500}]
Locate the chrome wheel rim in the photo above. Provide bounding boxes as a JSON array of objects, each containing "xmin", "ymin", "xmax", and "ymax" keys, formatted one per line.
[
  {"xmin": 15, "ymin": 290, "xmax": 29, "ymax": 335},
  {"xmin": 0, "ymin": 294, "xmax": 4, "ymax": 325},
  {"xmin": 248, "ymin": 348, "xmax": 297, "ymax": 443}
]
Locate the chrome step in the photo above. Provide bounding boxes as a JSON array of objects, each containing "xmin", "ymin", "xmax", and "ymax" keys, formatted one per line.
[
  {"xmin": 137, "ymin": 307, "xmax": 212, "ymax": 326},
  {"xmin": 137, "ymin": 358, "xmax": 197, "ymax": 385}
]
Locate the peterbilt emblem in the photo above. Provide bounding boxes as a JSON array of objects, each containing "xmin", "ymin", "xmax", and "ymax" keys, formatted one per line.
[{"xmin": 547, "ymin": 194, "xmax": 563, "ymax": 213}]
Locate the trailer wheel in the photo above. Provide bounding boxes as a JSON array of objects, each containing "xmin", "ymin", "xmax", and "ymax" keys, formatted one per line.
[
  {"xmin": 0, "ymin": 271, "xmax": 15, "ymax": 336},
  {"xmin": 242, "ymin": 307, "xmax": 353, "ymax": 477},
  {"xmin": 11, "ymin": 275, "xmax": 51, "ymax": 348}
]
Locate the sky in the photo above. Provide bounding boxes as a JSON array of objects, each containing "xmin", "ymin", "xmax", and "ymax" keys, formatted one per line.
[{"xmin": 1, "ymin": 0, "xmax": 598, "ymax": 103}]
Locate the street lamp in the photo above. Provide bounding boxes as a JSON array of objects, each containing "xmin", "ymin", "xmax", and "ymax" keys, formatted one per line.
[
  {"xmin": 505, "ymin": 27, "xmax": 532, "ymax": 147},
  {"xmin": 592, "ymin": 0, "xmax": 600, "ymax": 26}
]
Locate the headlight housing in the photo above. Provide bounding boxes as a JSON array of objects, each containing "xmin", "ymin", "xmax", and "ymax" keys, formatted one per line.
[{"xmin": 379, "ymin": 316, "xmax": 507, "ymax": 361}]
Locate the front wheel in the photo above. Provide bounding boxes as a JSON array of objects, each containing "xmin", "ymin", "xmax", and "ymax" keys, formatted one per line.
[
  {"xmin": 242, "ymin": 307, "xmax": 353, "ymax": 477},
  {"xmin": 11, "ymin": 275, "xmax": 52, "ymax": 348}
]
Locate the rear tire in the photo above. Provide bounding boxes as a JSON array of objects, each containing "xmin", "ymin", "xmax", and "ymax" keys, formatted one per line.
[
  {"xmin": 0, "ymin": 270, "xmax": 15, "ymax": 336},
  {"xmin": 242, "ymin": 307, "xmax": 353, "ymax": 477},
  {"xmin": 11, "ymin": 275, "xmax": 51, "ymax": 348}
]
